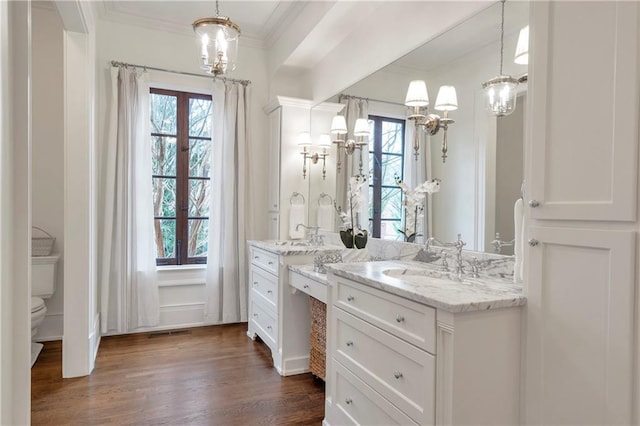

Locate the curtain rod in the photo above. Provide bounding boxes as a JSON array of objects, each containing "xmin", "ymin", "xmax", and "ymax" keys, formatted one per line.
[
  {"xmin": 110, "ymin": 60, "xmax": 252, "ymax": 86},
  {"xmin": 339, "ymin": 93, "xmax": 405, "ymax": 107}
]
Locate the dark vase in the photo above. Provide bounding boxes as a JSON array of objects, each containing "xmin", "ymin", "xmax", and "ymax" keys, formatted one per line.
[{"xmin": 339, "ymin": 229, "xmax": 368, "ymax": 249}]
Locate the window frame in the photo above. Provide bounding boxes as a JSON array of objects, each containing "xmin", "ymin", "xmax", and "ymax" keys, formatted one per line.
[
  {"xmin": 150, "ymin": 87, "xmax": 212, "ymax": 266},
  {"xmin": 368, "ymin": 115, "xmax": 406, "ymax": 239}
]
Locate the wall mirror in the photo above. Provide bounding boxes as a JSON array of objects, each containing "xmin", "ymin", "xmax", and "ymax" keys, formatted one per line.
[{"xmin": 308, "ymin": 1, "xmax": 529, "ymax": 253}]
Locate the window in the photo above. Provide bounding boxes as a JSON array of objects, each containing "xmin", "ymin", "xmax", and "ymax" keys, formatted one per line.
[
  {"xmin": 368, "ymin": 115, "xmax": 405, "ymax": 240},
  {"xmin": 150, "ymin": 88, "xmax": 212, "ymax": 265}
]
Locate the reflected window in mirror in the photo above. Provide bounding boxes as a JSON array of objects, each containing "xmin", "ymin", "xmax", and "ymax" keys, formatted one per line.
[{"xmin": 368, "ymin": 115, "xmax": 406, "ymax": 240}]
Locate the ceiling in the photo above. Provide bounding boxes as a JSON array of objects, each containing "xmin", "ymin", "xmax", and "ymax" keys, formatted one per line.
[
  {"xmin": 98, "ymin": 0, "xmax": 302, "ymax": 47},
  {"xmin": 391, "ymin": 1, "xmax": 529, "ymax": 73}
]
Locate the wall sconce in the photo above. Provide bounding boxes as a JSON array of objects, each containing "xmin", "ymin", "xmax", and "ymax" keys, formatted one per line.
[
  {"xmin": 330, "ymin": 115, "xmax": 370, "ymax": 174},
  {"xmin": 405, "ymin": 81, "xmax": 458, "ymax": 163},
  {"xmin": 299, "ymin": 132, "xmax": 331, "ymax": 180}
]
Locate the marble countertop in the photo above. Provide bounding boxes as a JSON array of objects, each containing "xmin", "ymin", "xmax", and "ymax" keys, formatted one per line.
[
  {"xmin": 325, "ymin": 260, "xmax": 525, "ymax": 313},
  {"xmin": 288, "ymin": 264, "xmax": 329, "ymax": 285},
  {"xmin": 249, "ymin": 240, "xmax": 344, "ymax": 256}
]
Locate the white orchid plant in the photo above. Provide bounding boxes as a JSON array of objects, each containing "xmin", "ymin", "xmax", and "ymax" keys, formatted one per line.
[
  {"xmin": 334, "ymin": 175, "xmax": 368, "ymax": 248},
  {"xmin": 396, "ymin": 177, "xmax": 441, "ymax": 242}
]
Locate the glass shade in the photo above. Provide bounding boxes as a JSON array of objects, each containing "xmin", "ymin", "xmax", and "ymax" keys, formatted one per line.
[
  {"xmin": 482, "ymin": 76, "xmax": 519, "ymax": 117},
  {"xmin": 514, "ymin": 25, "xmax": 529, "ymax": 65},
  {"xmin": 318, "ymin": 133, "xmax": 332, "ymax": 147},
  {"xmin": 405, "ymin": 80, "xmax": 429, "ymax": 107},
  {"xmin": 298, "ymin": 132, "xmax": 312, "ymax": 147},
  {"xmin": 354, "ymin": 118, "xmax": 370, "ymax": 137},
  {"xmin": 434, "ymin": 85, "xmax": 458, "ymax": 111},
  {"xmin": 193, "ymin": 17, "xmax": 240, "ymax": 76},
  {"xmin": 330, "ymin": 115, "xmax": 348, "ymax": 135}
]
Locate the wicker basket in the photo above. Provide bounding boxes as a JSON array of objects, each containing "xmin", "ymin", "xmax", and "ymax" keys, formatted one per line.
[
  {"xmin": 32, "ymin": 226, "xmax": 55, "ymax": 256},
  {"xmin": 309, "ymin": 297, "xmax": 327, "ymax": 380}
]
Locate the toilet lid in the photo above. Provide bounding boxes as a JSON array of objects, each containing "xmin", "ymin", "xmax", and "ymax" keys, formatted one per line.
[{"xmin": 31, "ymin": 297, "xmax": 45, "ymax": 313}]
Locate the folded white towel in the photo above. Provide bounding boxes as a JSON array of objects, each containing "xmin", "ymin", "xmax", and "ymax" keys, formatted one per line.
[
  {"xmin": 317, "ymin": 205, "xmax": 335, "ymax": 231},
  {"xmin": 289, "ymin": 205, "xmax": 306, "ymax": 239},
  {"xmin": 513, "ymin": 198, "xmax": 524, "ymax": 283}
]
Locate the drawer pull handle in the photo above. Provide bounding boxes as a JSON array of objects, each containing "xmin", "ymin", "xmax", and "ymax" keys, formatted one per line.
[
  {"xmin": 346, "ymin": 340, "xmax": 354, "ymax": 347},
  {"xmin": 347, "ymin": 295, "xmax": 355, "ymax": 302},
  {"xmin": 345, "ymin": 398, "xmax": 353, "ymax": 405},
  {"xmin": 253, "ymin": 281, "xmax": 258, "ymax": 286},
  {"xmin": 267, "ymin": 290, "xmax": 273, "ymax": 294},
  {"xmin": 267, "ymin": 325, "xmax": 272, "ymax": 330},
  {"xmin": 303, "ymin": 284, "xmax": 309, "ymax": 289},
  {"xmin": 394, "ymin": 371, "xmax": 403, "ymax": 379},
  {"xmin": 254, "ymin": 256, "xmax": 259, "ymax": 259},
  {"xmin": 253, "ymin": 313, "xmax": 258, "ymax": 318},
  {"xmin": 396, "ymin": 314, "xmax": 405, "ymax": 323},
  {"xmin": 268, "ymin": 261, "xmax": 274, "ymax": 265}
]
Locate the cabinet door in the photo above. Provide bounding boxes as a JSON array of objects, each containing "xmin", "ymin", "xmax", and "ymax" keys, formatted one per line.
[
  {"xmin": 525, "ymin": 226, "xmax": 635, "ymax": 425},
  {"xmin": 528, "ymin": 1, "xmax": 639, "ymax": 221},
  {"xmin": 268, "ymin": 107, "xmax": 281, "ymax": 212}
]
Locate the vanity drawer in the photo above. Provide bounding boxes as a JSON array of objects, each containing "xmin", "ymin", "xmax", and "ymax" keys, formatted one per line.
[
  {"xmin": 334, "ymin": 308, "xmax": 435, "ymax": 425},
  {"xmin": 289, "ymin": 271, "xmax": 327, "ymax": 304},
  {"xmin": 250, "ymin": 266, "xmax": 278, "ymax": 308},
  {"xmin": 330, "ymin": 360, "xmax": 419, "ymax": 426},
  {"xmin": 250, "ymin": 296, "xmax": 277, "ymax": 351},
  {"xmin": 334, "ymin": 278, "xmax": 436, "ymax": 353},
  {"xmin": 250, "ymin": 247, "xmax": 278, "ymax": 275}
]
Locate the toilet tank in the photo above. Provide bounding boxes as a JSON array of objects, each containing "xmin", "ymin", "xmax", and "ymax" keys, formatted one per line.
[{"xmin": 32, "ymin": 254, "xmax": 60, "ymax": 298}]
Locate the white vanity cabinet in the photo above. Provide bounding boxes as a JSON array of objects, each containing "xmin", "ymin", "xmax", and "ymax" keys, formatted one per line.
[
  {"xmin": 247, "ymin": 241, "xmax": 341, "ymax": 376},
  {"xmin": 523, "ymin": 2, "xmax": 639, "ymax": 424},
  {"xmin": 325, "ymin": 273, "xmax": 521, "ymax": 426}
]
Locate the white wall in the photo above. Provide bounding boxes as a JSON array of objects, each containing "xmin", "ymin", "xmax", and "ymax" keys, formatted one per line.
[
  {"xmin": 2, "ymin": 1, "xmax": 32, "ymax": 422},
  {"xmin": 32, "ymin": 5, "xmax": 65, "ymax": 342}
]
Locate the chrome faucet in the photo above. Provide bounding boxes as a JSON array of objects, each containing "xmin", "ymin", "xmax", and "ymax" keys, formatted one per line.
[
  {"xmin": 491, "ymin": 232, "xmax": 514, "ymax": 253},
  {"xmin": 296, "ymin": 224, "xmax": 323, "ymax": 246},
  {"xmin": 426, "ymin": 234, "xmax": 466, "ymax": 277}
]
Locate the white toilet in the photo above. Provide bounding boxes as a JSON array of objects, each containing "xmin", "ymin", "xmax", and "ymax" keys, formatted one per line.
[{"xmin": 31, "ymin": 254, "xmax": 59, "ymax": 367}]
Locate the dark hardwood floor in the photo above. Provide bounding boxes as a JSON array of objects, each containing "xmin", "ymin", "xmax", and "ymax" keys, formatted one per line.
[{"xmin": 31, "ymin": 324, "xmax": 325, "ymax": 425}]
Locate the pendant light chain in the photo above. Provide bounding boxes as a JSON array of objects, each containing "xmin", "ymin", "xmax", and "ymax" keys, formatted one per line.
[
  {"xmin": 215, "ymin": 0, "xmax": 220, "ymax": 17},
  {"xmin": 499, "ymin": 0, "xmax": 506, "ymax": 75}
]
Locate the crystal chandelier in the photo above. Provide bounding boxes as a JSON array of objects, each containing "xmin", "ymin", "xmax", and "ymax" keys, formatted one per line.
[
  {"xmin": 482, "ymin": 0, "xmax": 519, "ymax": 117},
  {"xmin": 192, "ymin": 0, "xmax": 240, "ymax": 76}
]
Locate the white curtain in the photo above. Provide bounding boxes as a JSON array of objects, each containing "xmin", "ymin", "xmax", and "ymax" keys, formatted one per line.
[
  {"xmin": 403, "ymin": 121, "xmax": 433, "ymax": 242},
  {"xmin": 335, "ymin": 99, "xmax": 369, "ymax": 229},
  {"xmin": 100, "ymin": 66, "xmax": 160, "ymax": 333},
  {"xmin": 204, "ymin": 80, "xmax": 251, "ymax": 324}
]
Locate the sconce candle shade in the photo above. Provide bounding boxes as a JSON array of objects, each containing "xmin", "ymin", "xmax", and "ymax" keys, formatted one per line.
[
  {"xmin": 405, "ymin": 80, "xmax": 429, "ymax": 107},
  {"xmin": 434, "ymin": 86, "xmax": 458, "ymax": 111},
  {"xmin": 330, "ymin": 115, "xmax": 348, "ymax": 135},
  {"xmin": 482, "ymin": 75, "xmax": 519, "ymax": 117},
  {"xmin": 193, "ymin": 0, "xmax": 240, "ymax": 76},
  {"xmin": 514, "ymin": 25, "xmax": 529, "ymax": 65},
  {"xmin": 318, "ymin": 133, "xmax": 332, "ymax": 147},
  {"xmin": 353, "ymin": 118, "xmax": 370, "ymax": 137},
  {"xmin": 298, "ymin": 132, "xmax": 312, "ymax": 147}
]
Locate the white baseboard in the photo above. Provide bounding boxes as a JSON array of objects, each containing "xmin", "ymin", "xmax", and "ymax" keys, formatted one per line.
[{"xmin": 34, "ymin": 312, "xmax": 63, "ymax": 342}]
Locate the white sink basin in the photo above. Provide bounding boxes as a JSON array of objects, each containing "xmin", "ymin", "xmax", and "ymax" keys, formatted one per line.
[
  {"xmin": 382, "ymin": 266, "xmax": 513, "ymax": 287},
  {"xmin": 383, "ymin": 267, "xmax": 462, "ymax": 283}
]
